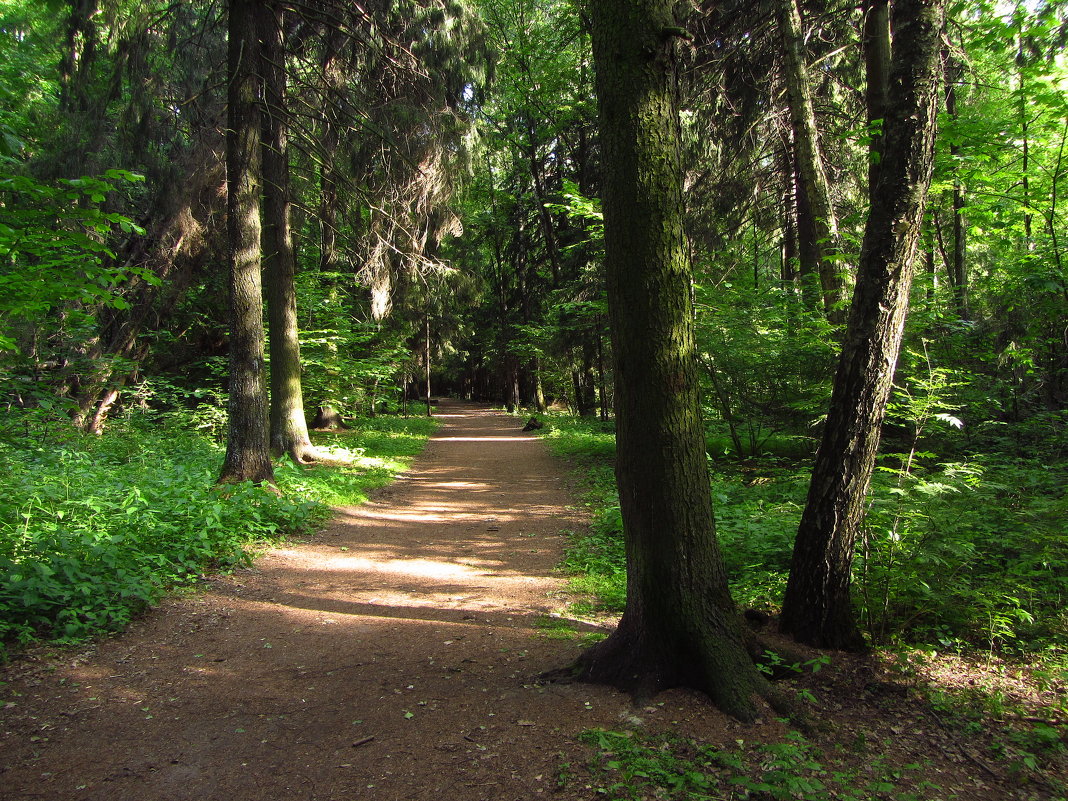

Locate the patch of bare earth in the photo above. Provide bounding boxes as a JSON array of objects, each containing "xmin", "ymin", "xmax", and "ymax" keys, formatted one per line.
[{"xmin": 1, "ymin": 400, "xmax": 1064, "ymax": 800}]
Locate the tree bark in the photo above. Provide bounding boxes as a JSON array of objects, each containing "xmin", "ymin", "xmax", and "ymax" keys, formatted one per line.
[
  {"xmin": 571, "ymin": 0, "xmax": 770, "ymax": 721},
  {"xmin": 260, "ymin": 1, "xmax": 317, "ymax": 463},
  {"xmin": 780, "ymin": 0, "xmax": 946, "ymax": 650},
  {"xmin": 864, "ymin": 0, "xmax": 891, "ymax": 193},
  {"xmin": 220, "ymin": 0, "xmax": 274, "ymax": 485},
  {"xmin": 944, "ymin": 53, "xmax": 969, "ymax": 319},
  {"xmin": 777, "ymin": 0, "xmax": 846, "ymax": 321},
  {"xmin": 317, "ymin": 28, "xmax": 346, "ymax": 275}
]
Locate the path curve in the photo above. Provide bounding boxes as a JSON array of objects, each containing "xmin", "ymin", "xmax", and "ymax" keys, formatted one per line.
[{"xmin": 1, "ymin": 401, "xmax": 726, "ymax": 801}]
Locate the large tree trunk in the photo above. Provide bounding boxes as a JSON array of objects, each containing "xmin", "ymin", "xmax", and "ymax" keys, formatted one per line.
[
  {"xmin": 777, "ymin": 0, "xmax": 846, "ymax": 322},
  {"xmin": 261, "ymin": 1, "xmax": 317, "ymax": 463},
  {"xmin": 780, "ymin": 0, "xmax": 946, "ymax": 650},
  {"xmin": 571, "ymin": 0, "xmax": 769, "ymax": 721},
  {"xmin": 219, "ymin": 0, "xmax": 274, "ymax": 485}
]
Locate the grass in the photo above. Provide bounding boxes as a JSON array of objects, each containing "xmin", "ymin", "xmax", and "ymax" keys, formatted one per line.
[
  {"xmin": 281, "ymin": 415, "xmax": 439, "ymax": 506},
  {"xmin": 0, "ymin": 409, "xmax": 436, "ymax": 656},
  {"xmin": 537, "ymin": 414, "xmax": 1068, "ymax": 657},
  {"xmin": 571, "ymin": 727, "xmax": 941, "ymax": 801}
]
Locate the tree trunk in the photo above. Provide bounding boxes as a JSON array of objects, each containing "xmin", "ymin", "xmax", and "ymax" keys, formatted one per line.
[
  {"xmin": 318, "ymin": 29, "xmax": 345, "ymax": 275},
  {"xmin": 780, "ymin": 0, "xmax": 945, "ymax": 650},
  {"xmin": 525, "ymin": 117, "xmax": 563, "ymax": 285},
  {"xmin": 311, "ymin": 405, "xmax": 347, "ymax": 430},
  {"xmin": 425, "ymin": 313, "xmax": 433, "ymax": 417},
  {"xmin": 261, "ymin": 1, "xmax": 317, "ymax": 463},
  {"xmin": 944, "ymin": 54, "xmax": 969, "ymax": 319},
  {"xmin": 571, "ymin": 0, "xmax": 770, "ymax": 721},
  {"xmin": 792, "ymin": 137, "xmax": 823, "ymax": 309},
  {"xmin": 864, "ymin": 0, "xmax": 891, "ymax": 193},
  {"xmin": 777, "ymin": 0, "xmax": 846, "ymax": 322},
  {"xmin": 219, "ymin": 0, "xmax": 274, "ymax": 485}
]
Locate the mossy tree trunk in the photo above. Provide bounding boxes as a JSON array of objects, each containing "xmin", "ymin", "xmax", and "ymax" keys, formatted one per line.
[
  {"xmin": 780, "ymin": 0, "xmax": 946, "ymax": 650},
  {"xmin": 572, "ymin": 0, "xmax": 769, "ymax": 722},
  {"xmin": 260, "ymin": 1, "xmax": 317, "ymax": 463},
  {"xmin": 220, "ymin": 0, "xmax": 274, "ymax": 485}
]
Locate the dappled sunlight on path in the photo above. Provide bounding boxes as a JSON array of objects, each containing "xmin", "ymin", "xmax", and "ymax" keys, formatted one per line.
[
  {"xmin": 0, "ymin": 399, "xmax": 647, "ymax": 801},
  {"xmin": 233, "ymin": 399, "xmax": 580, "ymax": 626}
]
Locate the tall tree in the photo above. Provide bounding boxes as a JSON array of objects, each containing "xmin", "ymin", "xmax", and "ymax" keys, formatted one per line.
[
  {"xmin": 570, "ymin": 0, "xmax": 771, "ymax": 720},
  {"xmin": 219, "ymin": 0, "xmax": 274, "ymax": 484},
  {"xmin": 864, "ymin": 0, "xmax": 891, "ymax": 193},
  {"xmin": 776, "ymin": 0, "xmax": 846, "ymax": 320},
  {"xmin": 780, "ymin": 0, "xmax": 947, "ymax": 649},
  {"xmin": 260, "ymin": 0, "xmax": 317, "ymax": 462}
]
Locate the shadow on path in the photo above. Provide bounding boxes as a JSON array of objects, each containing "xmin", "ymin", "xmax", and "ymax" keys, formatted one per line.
[{"xmin": 0, "ymin": 400, "xmax": 662, "ymax": 801}]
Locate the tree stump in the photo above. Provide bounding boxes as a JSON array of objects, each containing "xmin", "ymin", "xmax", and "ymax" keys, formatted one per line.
[{"xmin": 311, "ymin": 405, "xmax": 348, "ymax": 430}]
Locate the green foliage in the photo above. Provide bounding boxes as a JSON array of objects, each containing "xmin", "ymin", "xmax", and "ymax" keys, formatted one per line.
[
  {"xmin": 0, "ymin": 166, "xmax": 148, "ymax": 354},
  {"xmin": 283, "ymin": 416, "xmax": 439, "ymax": 507},
  {"xmin": 0, "ymin": 409, "xmax": 435, "ymax": 656},
  {"xmin": 541, "ymin": 410, "xmax": 1068, "ymax": 656},
  {"xmin": 295, "ymin": 272, "xmax": 420, "ymax": 417},
  {"xmin": 0, "ymin": 416, "xmax": 319, "ymax": 652},
  {"xmin": 540, "ymin": 417, "xmax": 625, "ymax": 611},
  {"xmin": 574, "ymin": 728, "xmax": 936, "ymax": 801},
  {"xmin": 695, "ymin": 280, "xmax": 837, "ymax": 457}
]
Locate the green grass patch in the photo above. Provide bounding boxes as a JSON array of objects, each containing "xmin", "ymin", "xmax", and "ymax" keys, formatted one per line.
[
  {"xmin": 538, "ymin": 415, "xmax": 1068, "ymax": 657},
  {"xmin": 572, "ymin": 728, "xmax": 940, "ymax": 801},
  {"xmin": 280, "ymin": 416, "xmax": 438, "ymax": 506},
  {"xmin": 0, "ymin": 411, "xmax": 436, "ymax": 656}
]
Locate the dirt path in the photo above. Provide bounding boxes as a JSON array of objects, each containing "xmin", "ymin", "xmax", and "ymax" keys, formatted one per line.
[
  {"xmin": 0, "ymin": 401, "xmax": 738, "ymax": 800},
  {"xmin": 3, "ymin": 401, "xmax": 1061, "ymax": 800}
]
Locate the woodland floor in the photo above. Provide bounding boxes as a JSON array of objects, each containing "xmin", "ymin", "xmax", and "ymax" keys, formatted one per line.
[{"xmin": 0, "ymin": 400, "xmax": 1064, "ymax": 800}]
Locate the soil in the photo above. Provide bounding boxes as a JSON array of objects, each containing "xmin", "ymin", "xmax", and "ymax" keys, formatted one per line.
[{"xmin": 1, "ymin": 400, "xmax": 1064, "ymax": 800}]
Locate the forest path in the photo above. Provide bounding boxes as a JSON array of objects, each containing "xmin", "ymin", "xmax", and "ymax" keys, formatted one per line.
[{"xmin": 0, "ymin": 401, "xmax": 731, "ymax": 801}]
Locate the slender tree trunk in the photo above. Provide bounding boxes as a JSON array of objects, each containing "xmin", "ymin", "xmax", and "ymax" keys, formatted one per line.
[
  {"xmin": 220, "ymin": 0, "xmax": 274, "ymax": 485},
  {"xmin": 864, "ymin": 0, "xmax": 891, "ymax": 193},
  {"xmin": 1015, "ymin": 11, "xmax": 1033, "ymax": 247},
  {"xmin": 525, "ymin": 118, "xmax": 563, "ymax": 285},
  {"xmin": 780, "ymin": 0, "xmax": 945, "ymax": 650},
  {"xmin": 261, "ymin": 1, "xmax": 316, "ymax": 463},
  {"xmin": 59, "ymin": 0, "xmax": 98, "ymax": 114},
  {"xmin": 944, "ymin": 53, "xmax": 969, "ymax": 319},
  {"xmin": 596, "ymin": 329, "xmax": 609, "ymax": 422},
  {"xmin": 571, "ymin": 0, "xmax": 770, "ymax": 721},
  {"xmin": 318, "ymin": 30, "xmax": 345, "ymax": 275},
  {"xmin": 793, "ymin": 139, "xmax": 823, "ymax": 308},
  {"xmin": 425, "ymin": 313, "xmax": 432, "ymax": 417},
  {"xmin": 781, "ymin": 141, "xmax": 799, "ymax": 285},
  {"xmin": 777, "ymin": 0, "xmax": 846, "ymax": 321},
  {"xmin": 534, "ymin": 357, "xmax": 547, "ymax": 412}
]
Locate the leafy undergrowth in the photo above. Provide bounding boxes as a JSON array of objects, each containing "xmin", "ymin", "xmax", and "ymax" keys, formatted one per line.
[
  {"xmin": 0, "ymin": 411, "xmax": 435, "ymax": 656},
  {"xmin": 538, "ymin": 413, "xmax": 1068, "ymax": 752},
  {"xmin": 569, "ymin": 727, "xmax": 944, "ymax": 801},
  {"xmin": 540, "ymin": 415, "xmax": 1067, "ymax": 652}
]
